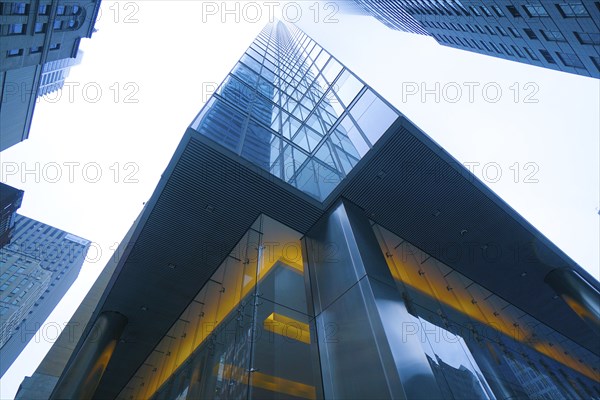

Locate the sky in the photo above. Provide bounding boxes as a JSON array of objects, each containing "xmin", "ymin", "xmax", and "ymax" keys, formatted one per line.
[{"xmin": 0, "ymin": 1, "xmax": 598, "ymax": 398}]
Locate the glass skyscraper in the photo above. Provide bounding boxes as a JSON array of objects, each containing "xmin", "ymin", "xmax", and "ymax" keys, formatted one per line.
[
  {"xmin": 190, "ymin": 22, "xmax": 398, "ymax": 201},
  {"xmin": 34, "ymin": 21, "xmax": 600, "ymax": 400}
]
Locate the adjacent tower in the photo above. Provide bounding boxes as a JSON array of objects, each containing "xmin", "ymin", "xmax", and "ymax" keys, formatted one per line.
[
  {"xmin": 0, "ymin": 215, "xmax": 90, "ymax": 378},
  {"xmin": 346, "ymin": 0, "xmax": 600, "ymax": 78}
]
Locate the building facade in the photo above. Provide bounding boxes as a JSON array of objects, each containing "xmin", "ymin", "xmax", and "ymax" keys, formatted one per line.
[
  {"xmin": 0, "ymin": 182, "xmax": 24, "ymax": 248},
  {"xmin": 38, "ymin": 49, "xmax": 82, "ymax": 96},
  {"xmin": 0, "ymin": 214, "xmax": 90, "ymax": 378},
  {"xmin": 45, "ymin": 22, "xmax": 599, "ymax": 400},
  {"xmin": 347, "ymin": 1, "xmax": 600, "ymax": 78},
  {"xmin": 0, "ymin": 0, "xmax": 101, "ymax": 151}
]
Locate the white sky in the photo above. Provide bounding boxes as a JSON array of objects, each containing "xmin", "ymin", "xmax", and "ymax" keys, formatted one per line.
[{"xmin": 0, "ymin": 1, "xmax": 598, "ymax": 398}]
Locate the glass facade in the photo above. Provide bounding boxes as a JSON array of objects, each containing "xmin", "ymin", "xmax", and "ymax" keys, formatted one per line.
[
  {"xmin": 190, "ymin": 22, "xmax": 398, "ymax": 201},
  {"xmin": 118, "ymin": 209, "xmax": 600, "ymax": 400},
  {"xmin": 118, "ymin": 215, "xmax": 322, "ymax": 400},
  {"xmin": 371, "ymin": 223, "xmax": 600, "ymax": 399}
]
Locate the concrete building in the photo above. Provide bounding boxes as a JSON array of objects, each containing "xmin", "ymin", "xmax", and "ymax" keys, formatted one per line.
[
  {"xmin": 0, "ymin": 214, "xmax": 90, "ymax": 378},
  {"xmin": 0, "ymin": 182, "xmax": 24, "ymax": 248},
  {"xmin": 346, "ymin": 1, "xmax": 600, "ymax": 78},
  {"xmin": 0, "ymin": 0, "xmax": 101, "ymax": 151}
]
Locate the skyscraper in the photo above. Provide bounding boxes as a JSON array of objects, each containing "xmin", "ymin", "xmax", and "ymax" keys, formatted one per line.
[
  {"xmin": 0, "ymin": 214, "xmax": 90, "ymax": 378},
  {"xmin": 42, "ymin": 22, "xmax": 599, "ymax": 399},
  {"xmin": 0, "ymin": 182, "xmax": 24, "ymax": 248},
  {"xmin": 37, "ymin": 49, "xmax": 83, "ymax": 97},
  {"xmin": 0, "ymin": 0, "xmax": 101, "ymax": 151},
  {"xmin": 345, "ymin": 1, "xmax": 600, "ymax": 78}
]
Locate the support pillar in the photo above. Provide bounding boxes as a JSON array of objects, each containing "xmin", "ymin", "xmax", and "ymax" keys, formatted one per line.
[
  {"xmin": 50, "ymin": 311, "xmax": 127, "ymax": 400},
  {"xmin": 303, "ymin": 200, "xmax": 442, "ymax": 400},
  {"xmin": 545, "ymin": 268, "xmax": 600, "ymax": 335}
]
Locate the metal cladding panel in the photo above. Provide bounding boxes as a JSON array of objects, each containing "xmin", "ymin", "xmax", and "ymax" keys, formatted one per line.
[
  {"xmin": 93, "ymin": 131, "xmax": 323, "ymax": 399},
  {"xmin": 341, "ymin": 116, "xmax": 599, "ymax": 357}
]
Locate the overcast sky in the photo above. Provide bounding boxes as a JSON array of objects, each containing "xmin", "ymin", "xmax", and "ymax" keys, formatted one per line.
[{"xmin": 0, "ymin": 1, "xmax": 598, "ymax": 398}]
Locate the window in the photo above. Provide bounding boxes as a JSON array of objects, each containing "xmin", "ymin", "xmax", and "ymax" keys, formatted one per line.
[
  {"xmin": 541, "ymin": 30, "xmax": 566, "ymax": 42},
  {"xmin": 72, "ymin": 5, "xmax": 80, "ymax": 14},
  {"xmin": 53, "ymin": 20, "xmax": 63, "ymax": 30},
  {"xmin": 497, "ymin": 26, "xmax": 509, "ymax": 36},
  {"xmin": 67, "ymin": 19, "xmax": 78, "ymax": 29},
  {"xmin": 30, "ymin": 46, "xmax": 42, "ymax": 54},
  {"xmin": 476, "ymin": 25, "xmax": 485, "ymax": 34},
  {"xmin": 11, "ymin": 2, "xmax": 27, "ymax": 15},
  {"xmin": 6, "ymin": 48, "xmax": 23, "ymax": 57},
  {"xmin": 49, "ymin": 43, "xmax": 60, "ymax": 50},
  {"xmin": 539, "ymin": 49, "xmax": 556, "ymax": 63},
  {"xmin": 523, "ymin": 4, "xmax": 549, "ymax": 17},
  {"xmin": 491, "ymin": 5, "xmax": 505, "ymax": 16},
  {"xmin": 574, "ymin": 32, "xmax": 600, "ymax": 45},
  {"xmin": 500, "ymin": 44, "xmax": 513, "ymax": 55},
  {"xmin": 485, "ymin": 26, "xmax": 497, "ymax": 35},
  {"xmin": 489, "ymin": 42, "xmax": 502, "ymax": 53},
  {"xmin": 469, "ymin": 6, "xmax": 481, "ymax": 16},
  {"xmin": 38, "ymin": 4, "xmax": 48, "ymax": 15},
  {"xmin": 56, "ymin": 5, "xmax": 66, "ymax": 15},
  {"xmin": 34, "ymin": 22, "xmax": 46, "ymax": 33},
  {"xmin": 524, "ymin": 28, "xmax": 538, "ymax": 39},
  {"xmin": 512, "ymin": 46, "xmax": 525, "ymax": 58},
  {"xmin": 506, "ymin": 5, "xmax": 521, "ymax": 17},
  {"xmin": 8, "ymin": 23, "xmax": 25, "ymax": 35},
  {"xmin": 591, "ymin": 56, "xmax": 600, "ymax": 72},
  {"xmin": 480, "ymin": 5, "xmax": 492, "ymax": 16},
  {"xmin": 557, "ymin": 52, "xmax": 585, "ymax": 68},
  {"xmin": 508, "ymin": 27, "xmax": 522, "ymax": 38},
  {"xmin": 556, "ymin": 3, "xmax": 589, "ymax": 17}
]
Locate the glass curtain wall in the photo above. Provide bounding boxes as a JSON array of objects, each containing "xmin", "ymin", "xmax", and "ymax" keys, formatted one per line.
[
  {"xmin": 190, "ymin": 21, "xmax": 398, "ymax": 201},
  {"xmin": 117, "ymin": 215, "xmax": 322, "ymax": 400},
  {"xmin": 371, "ymin": 223, "xmax": 600, "ymax": 400}
]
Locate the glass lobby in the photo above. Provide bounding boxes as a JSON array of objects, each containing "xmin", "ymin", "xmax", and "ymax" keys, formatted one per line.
[
  {"xmin": 118, "ymin": 215, "xmax": 322, "ymax": 399},
  {"xmin": 117, "ymin": 214, "xmax": 599, "ymax": 399}
]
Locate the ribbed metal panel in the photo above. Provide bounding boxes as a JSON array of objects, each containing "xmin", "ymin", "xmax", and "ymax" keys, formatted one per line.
[{"xmin": 341, "ymin": 117, "xmax": 599, "ymax": 357}]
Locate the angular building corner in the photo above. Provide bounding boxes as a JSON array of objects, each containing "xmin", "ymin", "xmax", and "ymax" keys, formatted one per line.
[{"xmin": 36, "ymin": 21, "xmax": 600, "ymax": 400}]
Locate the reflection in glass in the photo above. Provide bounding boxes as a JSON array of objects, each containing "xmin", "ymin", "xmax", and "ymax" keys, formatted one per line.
[
  {"xmin": 372, "ymin": 223, "xmax": 600, "ymax": 400},
  {"xmin": 189, "ymin": 22, "xmax": 399, "ymax": 201},
  {"xmin": 118, "ymin": 216, "xmax": 321, "ymax": 400}
]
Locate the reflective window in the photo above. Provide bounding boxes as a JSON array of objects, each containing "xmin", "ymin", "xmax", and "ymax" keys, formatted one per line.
[
  {"xmin": 119, "ymin": 216, "xmax": 322, "ymax": 400},
  {"xmin": 189, "ymin": 22, "xmax": 400, "ymax": 201},
  {"xmin": 350, "ymin": 90, "xmax": 398, "ymax": 145},
  {"xmin": 372, "ymin": 224, "xmax": 600, "ymax": 400}
]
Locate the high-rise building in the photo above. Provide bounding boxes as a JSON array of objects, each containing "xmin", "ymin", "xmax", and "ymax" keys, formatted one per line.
[
  {"xmin": 0, "ymin": 214, "xmax": 90, "ymax": 378},
  {"xmin": 0, "ymin": 182, "xmax": 24, "ymax": 248},
  {"xmin": 345, "ymin": 1, "xmax": 600, "ymax": 78},
  {"xmin": 41, "ymin": 22, "xmax": 599, "ymax": 400},
  {"xmin": 38, "ymin": 49, "xmax": 83, "ymax": 97},
  {"xmin": 0, "ymin": 0, "xmax": 101, "ymax": 151}
]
